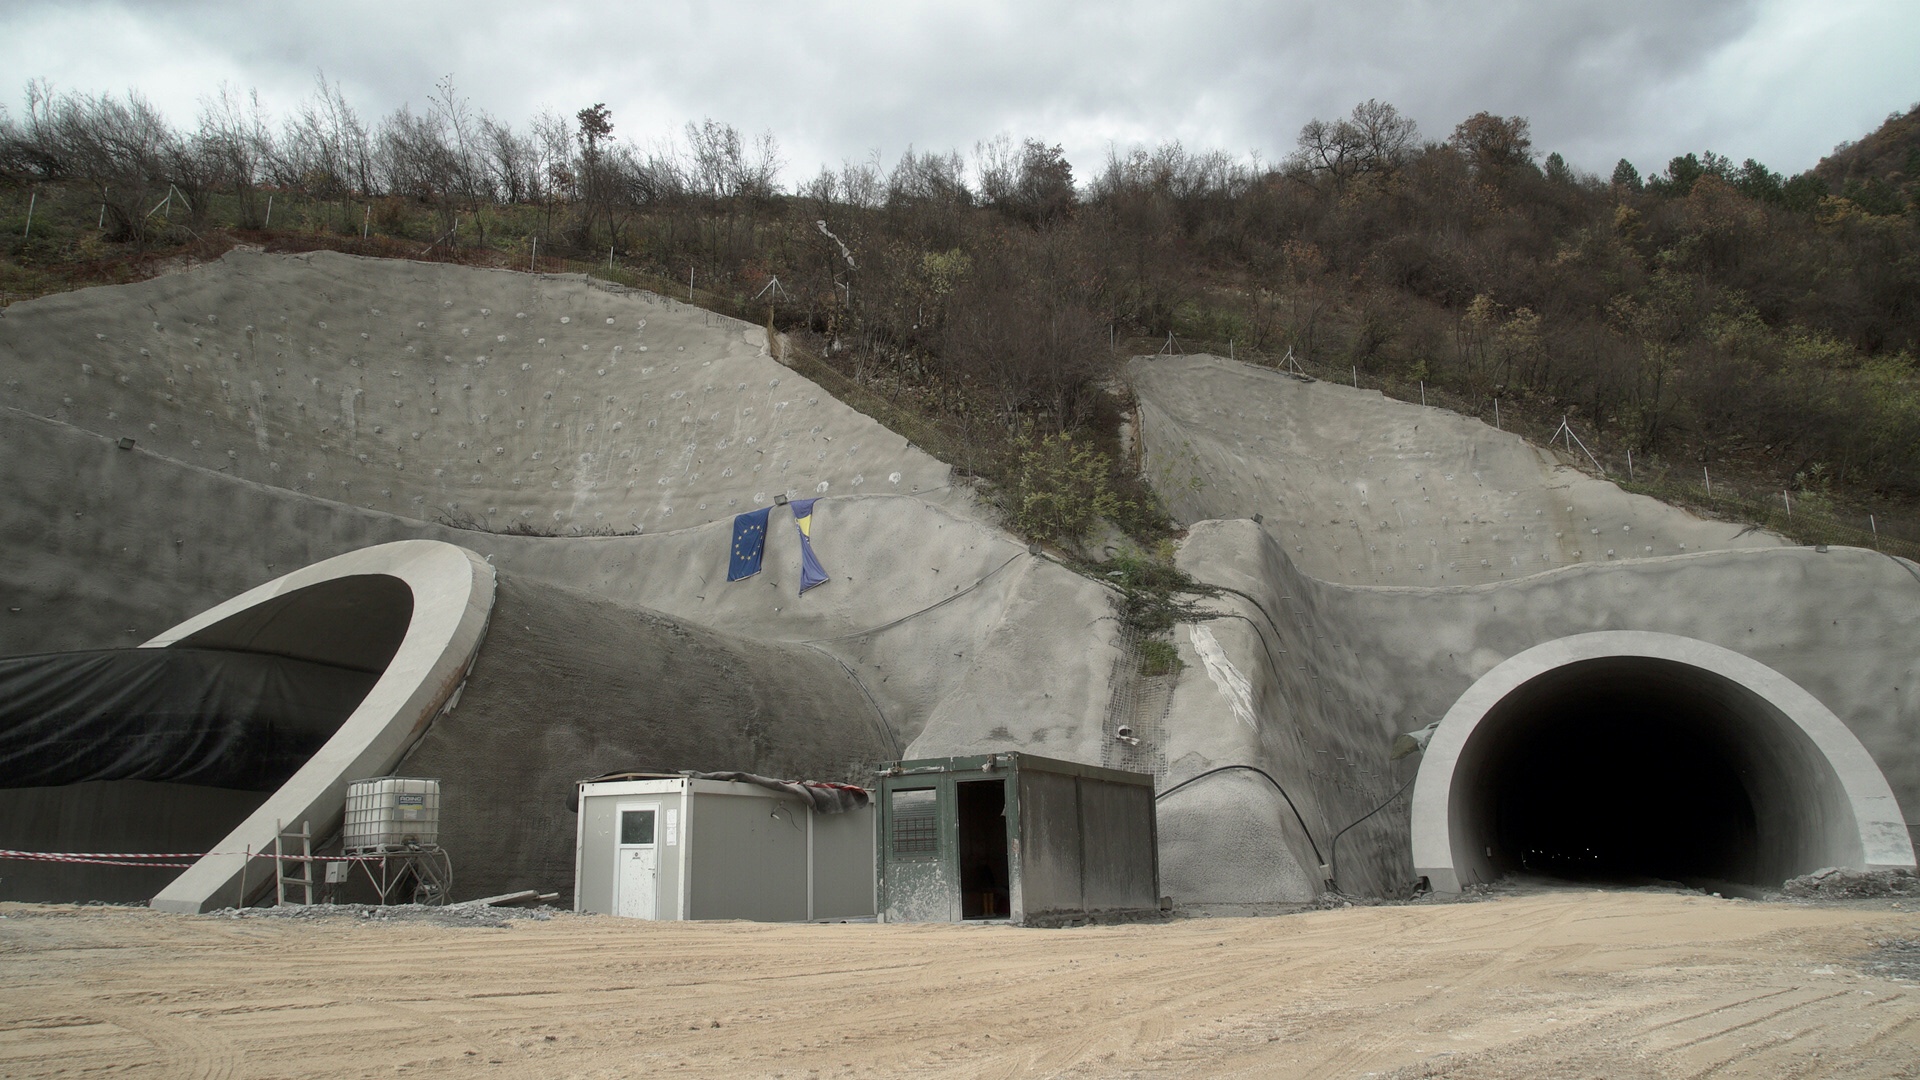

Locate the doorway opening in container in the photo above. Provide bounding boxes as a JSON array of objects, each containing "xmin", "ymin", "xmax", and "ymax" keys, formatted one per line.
[{"xmin": 957, "ymin": 779, "xmax": 1009, "ymax": 920}]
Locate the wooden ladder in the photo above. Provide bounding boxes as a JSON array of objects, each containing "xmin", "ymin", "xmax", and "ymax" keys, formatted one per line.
[{"xmin": 274, "ymin": 820, "xmax": 314, "ymax": 907}]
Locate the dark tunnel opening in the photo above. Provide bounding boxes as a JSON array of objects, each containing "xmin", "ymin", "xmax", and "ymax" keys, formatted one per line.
[
  {"xmin": 0, "ymin": 575, "xmax": 415, "ymax": 902},
  {"xmin": 1454, "ymin": 656, "xmax": 1852, "ymax": 893}
]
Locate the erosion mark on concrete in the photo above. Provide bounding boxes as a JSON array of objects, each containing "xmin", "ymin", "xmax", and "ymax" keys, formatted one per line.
[{"xmin": 1190, "ymin": 624, "xmax": 1257, "ymax": 731}]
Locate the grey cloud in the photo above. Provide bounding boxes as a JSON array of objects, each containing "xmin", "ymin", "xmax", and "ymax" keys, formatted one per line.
[{"xmin": 0, "ymin": 0, "xmax": 1909, "ymax": 186}]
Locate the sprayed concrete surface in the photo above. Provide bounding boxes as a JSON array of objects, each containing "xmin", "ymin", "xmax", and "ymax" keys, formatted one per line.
[
  {"xmin": 1154, "ymin": 520, "xmax": 1920, "ymax": 900},
  {"xmin": 1131, "ymin": 353, "xmax": 1784, "ymax": 588},
  {"xmin": 1127, "ymin": 353, "xmax": 1918, "ymax": 903},
  {"xmin": 3, "ymin": 891, "xmax": 1918, "ymax": 1077},
  {"xmin": 0, "ymin": 249, "xmax": 955, "ymax": 536},
  {"xmin": 0, "ymin": 252, "xmax": 1124, "ymax": 907},
  {"xmin": 4, "ymin": 254, "xmax": 1918, "ymax": 913}
]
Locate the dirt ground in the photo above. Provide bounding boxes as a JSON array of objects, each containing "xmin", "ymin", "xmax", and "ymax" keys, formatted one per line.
[{"xmin": 2, "ymin": 889, "xmax": 1916, "ymax": 1079}]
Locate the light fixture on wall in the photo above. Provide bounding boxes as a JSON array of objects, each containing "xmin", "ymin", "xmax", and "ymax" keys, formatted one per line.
[{"xmin": 1391, "ymin": 721, "xmax": 1440, "ymax": 760}]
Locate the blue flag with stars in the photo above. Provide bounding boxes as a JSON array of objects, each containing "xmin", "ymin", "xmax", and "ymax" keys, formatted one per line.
[{"xmin": 727, "ymin": 506, "xmax": 772, "ymax": 581}]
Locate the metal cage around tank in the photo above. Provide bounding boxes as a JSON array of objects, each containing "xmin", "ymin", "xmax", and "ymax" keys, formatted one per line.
[{"xmin": 340, "ymin": 777, "xmax": 449, "ymax": 905}]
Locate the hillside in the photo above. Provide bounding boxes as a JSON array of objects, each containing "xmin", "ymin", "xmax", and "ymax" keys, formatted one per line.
[
  {"xmin": 1814, "ymin": 102, "xmax": 1920, "ymax": 206},
  {"xmin": 4, "ymin": 90, "xmax": 1919, "ymax": 556}
]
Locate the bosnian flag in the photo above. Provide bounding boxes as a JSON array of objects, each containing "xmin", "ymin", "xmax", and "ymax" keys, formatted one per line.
[{"xmin": 790, "ymin": 498, "xmax": 830, "ymax": 593}]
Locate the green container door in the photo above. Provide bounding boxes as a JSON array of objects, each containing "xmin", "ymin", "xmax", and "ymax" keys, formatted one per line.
[{"xmin": 880, "ymin": 785, "xmax": 952, "ymax": 921}]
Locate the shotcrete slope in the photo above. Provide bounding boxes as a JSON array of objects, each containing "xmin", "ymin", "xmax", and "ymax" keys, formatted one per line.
[
  {"xmin": 7, "ymin": 254, "xmax": 1915, "ymax": 911},
  {"xmin": 0, "ymin": 406, "xmax": 1120, "ymax": 767},
  {"xmin": 0, "ymin": 249, "xmax": 956, "ymax": 536},
  {"xmin": 0, "ymin": 252, "xmax": 1129, "ymax": 904},
  {"xmin": 1153, "ymin": 520, "xmax": 1920, "ymax": 902},
  {"xmin": 1132, "ymin": 353, "xmax": 1783, "ymax": 588},
  {"xmin": 0, "ymin": 249, "xmax": 1120, "ymax": 764}
]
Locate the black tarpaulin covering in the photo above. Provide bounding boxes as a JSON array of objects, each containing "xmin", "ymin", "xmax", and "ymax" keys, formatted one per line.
[{"xmin": 0, "ymin": 648, "xmax": 380, "ymax": 790}]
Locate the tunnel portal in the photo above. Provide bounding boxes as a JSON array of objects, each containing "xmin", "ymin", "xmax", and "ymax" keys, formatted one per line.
[
  {"xmin": 1413, "ymin": 633, "xmax": 1915, "ymax": 894},
  {"xmin": 0, "ymin": 574, "xmax": 415, "ymax": 902},
  {"xmin": 1465, "ymin": 658, "xmax": 1801, "ymax": 890}
]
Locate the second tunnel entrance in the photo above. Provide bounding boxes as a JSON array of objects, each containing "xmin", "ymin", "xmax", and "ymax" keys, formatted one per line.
[{"xmin": 1412, "ymin": 635, "xmax": 1915, "ymax": 894}]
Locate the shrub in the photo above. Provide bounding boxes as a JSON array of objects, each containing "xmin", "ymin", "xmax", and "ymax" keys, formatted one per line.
[
  {"xmin": 1138, "ymin": 637, "xmax": 1183, "ymax": 677},
  {"xmin": 1009, "ymin": 432, "xmax": 1121, "ymax": 546}
]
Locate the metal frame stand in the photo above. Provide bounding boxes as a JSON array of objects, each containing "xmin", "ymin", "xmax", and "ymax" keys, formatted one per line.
[{"xmin": 352, "ymin": 842, "xmax": 452, "ymax": 905}]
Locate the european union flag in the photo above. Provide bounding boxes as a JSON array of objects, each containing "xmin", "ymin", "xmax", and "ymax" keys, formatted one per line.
[
  {"xmin": 790, "ymin": 498, "xmax": 830, "ymax": 593},
  {"xmin": 727, "ymin": 506, "xmax": 772, "ymax": 581}
]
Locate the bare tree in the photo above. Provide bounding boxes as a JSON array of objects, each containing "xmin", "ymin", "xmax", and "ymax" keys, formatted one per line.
[
  {"xmin": 429, "ymin": 75, "xmax": 486, "ymax": 203},
  {"xmin": 13, "ymin": 84, "xmax": 177, "ymax": 245},
  {"xmin": 839, "ymin": 150, "xmax": 885, "ymax": 209},
  {"xmin": 480, "ymin": 115, "xmax": 536, "ymax": 204},
  {"xmin": 886, "ymin": 146, "xmax": 970, "ymax": 206},
  {"xmin": 195, "ymin": 83, "xmax": 273, "ymax": 226},
  {"xmin": 528, "ymin": 108, "xmax": 575, "ymax": 236},
  {"xmin": 681, "ymin": 118, "xmax": 780, "ymax": 203},
  {"xmin": 275, "ymin": 71, "xmax": 372, "ymax": 221},
  {"xmin": 1289, "ymin": 99, "xmax": 1419, "ymax": 182},
  {"xmin": 973, "ymin": 133, "xmax": 1017, "ymax": 207},
  {"xmin": 376, "ymin": 104, "xmax": 460, "ymax": 235}
]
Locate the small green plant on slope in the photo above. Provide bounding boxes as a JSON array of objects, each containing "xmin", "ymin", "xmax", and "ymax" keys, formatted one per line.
[
  {"xmin": 1099, "ymin": 550, "xmax": 1222, "ymax": 636},
  {"xmin": 1009, "ymin": 432, "xmax": 1123, "ymax": 548},
  {"xmin": 1137, "ymin": 638, "xmax": 1184, "ymax": 677}
]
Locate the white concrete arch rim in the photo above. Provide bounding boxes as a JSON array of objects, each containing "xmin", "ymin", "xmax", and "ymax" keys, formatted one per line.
[
  {"xmin": 148, "ymin": 539, "xmax": 497, "ymax": 912},
  {"xmin": 1410, "ymin": 630, "xmax": 1915, "ymax": 893}
]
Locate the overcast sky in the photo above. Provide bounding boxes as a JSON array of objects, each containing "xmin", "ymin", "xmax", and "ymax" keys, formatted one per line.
[{"xmin": 2, "ymin": 0, "xmax": 1915, "ymax": 186}]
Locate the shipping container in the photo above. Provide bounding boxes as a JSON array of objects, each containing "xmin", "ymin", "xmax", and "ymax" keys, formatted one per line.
[
  {"xmin": 573, "ymin": 775, "xmax": 874, "ymax": 921},
  {"xmin": 873, "ymin": 754, "xmax": 1161, "ymax": 926}
]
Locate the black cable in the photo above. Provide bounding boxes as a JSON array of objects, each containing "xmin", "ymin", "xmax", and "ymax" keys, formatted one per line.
[
  {"xmin": 1156, "ymin": 764, "xmax": 1325, "ymax": 868},
  {"xmin": 1213, "ymin": 612, "xmax": 1287, "ymax": 676},
  {"xmin": 802, "ymin": 552, "xmax": 1024, "ymax": 643},
  {"xmin": 803, "ymin": 646, "xmax": 902, "ymax": 759},
  {"xmin": 1328, "ymin": 773, "xmax": 1415, "ymax": 893}
]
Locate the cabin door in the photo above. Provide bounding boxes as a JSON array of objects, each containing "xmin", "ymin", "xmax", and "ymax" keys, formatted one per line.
[{"xmin": 614, "ymin": 804, "xmax": 660, "ymax": 919}]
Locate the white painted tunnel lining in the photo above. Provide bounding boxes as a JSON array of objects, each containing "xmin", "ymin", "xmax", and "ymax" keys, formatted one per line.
[{"xmin": 1409, "ymin": 630, "xmax": 1916, "ymax": 893}]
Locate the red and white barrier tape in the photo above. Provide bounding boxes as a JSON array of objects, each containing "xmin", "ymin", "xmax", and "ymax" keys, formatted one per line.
[
  {"xmin": 1, "ymin": 849, "xmax": 417, "ymax": 868},
  {"xmin": 0, "ymin": 851, "xmax": 197, "ymax": 869}
]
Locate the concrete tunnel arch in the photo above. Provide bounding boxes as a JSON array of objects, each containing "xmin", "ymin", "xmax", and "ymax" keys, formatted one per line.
[
  {"xmin": 148, "ymin": 540, "xmax": 495, "ymax": 913},
  {"xmin": 1411, "ymin": 631, "xmax": 1915, "ymax": 894}
]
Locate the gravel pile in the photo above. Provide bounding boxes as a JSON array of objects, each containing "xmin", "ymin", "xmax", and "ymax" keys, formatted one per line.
[
  {"xmin": 205, "ymin": 902, "xmax": 563, "ymax": 928},
  {"xmin": 1782, "ymin": 867, "xmax": 1920, "ymax": 900}
]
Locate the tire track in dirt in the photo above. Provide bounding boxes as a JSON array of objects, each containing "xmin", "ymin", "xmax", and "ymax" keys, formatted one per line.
[{"xmin": 4, "ymin": 892, "xmax": 1917, "ymax": 1079}]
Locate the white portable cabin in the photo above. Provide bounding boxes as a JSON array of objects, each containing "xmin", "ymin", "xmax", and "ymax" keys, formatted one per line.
[{"xmin": 574, "ymin": 776, "xmax": 875, "ymax": 921}]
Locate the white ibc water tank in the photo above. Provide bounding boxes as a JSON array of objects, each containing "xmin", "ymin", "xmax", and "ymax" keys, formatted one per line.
[{"xmin": 343, "ymin": 777, "xmax": 441, "ymax": 852}]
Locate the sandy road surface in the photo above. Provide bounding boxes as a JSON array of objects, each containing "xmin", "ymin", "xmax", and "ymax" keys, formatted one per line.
[{"xmin": 2, "ymin": 891, "xmax": 1916, "ymax": 1079}]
